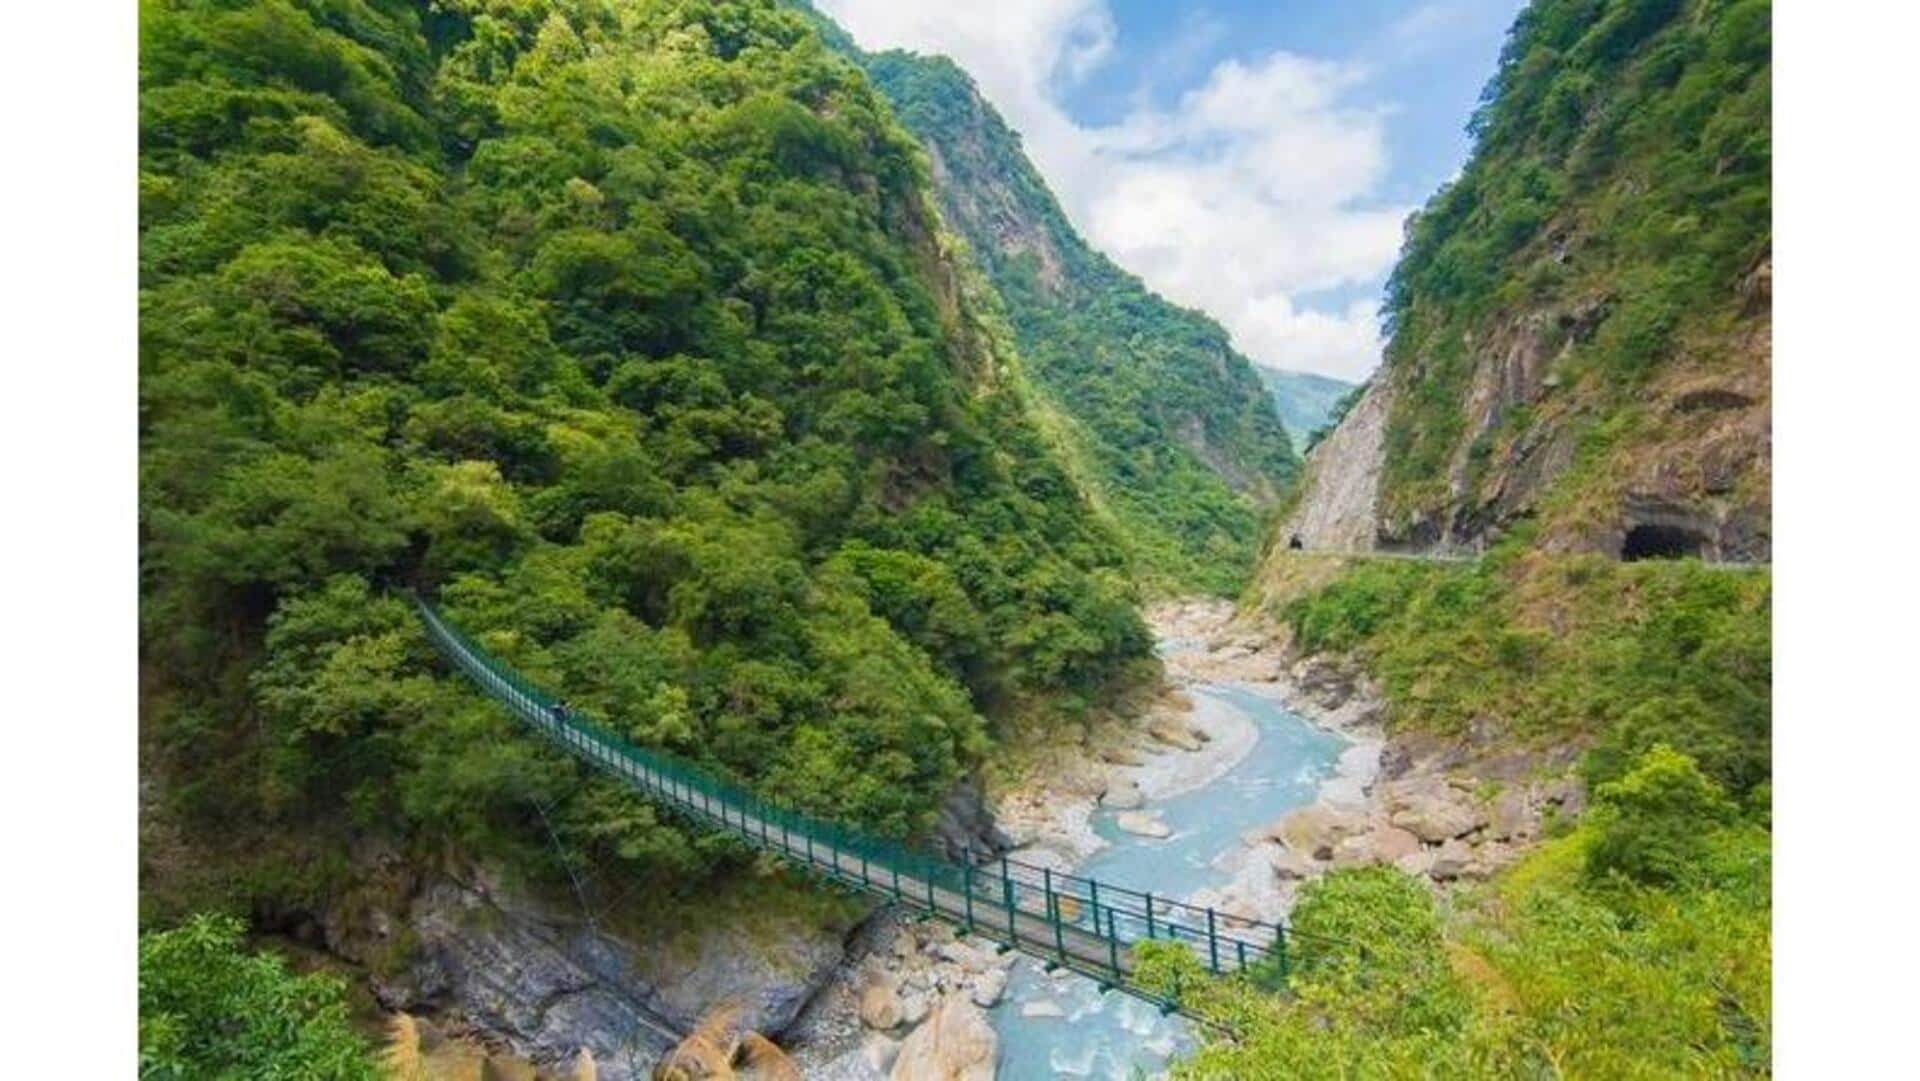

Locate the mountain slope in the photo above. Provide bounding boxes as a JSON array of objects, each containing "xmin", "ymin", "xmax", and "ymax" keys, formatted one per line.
[
  {"xmin": 1254, "ymin": 368, "xmax": 1357, "ymax": 449},
  {"xmin": 139, "ymin": 0, "xmax": 1153, "ymax": 922},
  {"xmin": 833, "ymin": 47, "xmax": 1300, "ymax": 595},
  {"xmin": 1281, "ymin": 0, "xmax": 1770, "ymax": 561}
]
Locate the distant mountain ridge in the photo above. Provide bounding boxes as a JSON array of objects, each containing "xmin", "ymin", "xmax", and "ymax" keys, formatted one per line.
[
  {"xmin": 788, "ymin": 8, "xmax": 1301, "ymax": 593},
  {"xmin": 1253, "ymin": 368, "xmax": 1356, "ymax": 448}
]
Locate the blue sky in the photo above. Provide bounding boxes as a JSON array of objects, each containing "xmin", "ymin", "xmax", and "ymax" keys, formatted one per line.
[{"xmin": 817, "ymin": 0, "xmax": 1524, "ymax": 380}]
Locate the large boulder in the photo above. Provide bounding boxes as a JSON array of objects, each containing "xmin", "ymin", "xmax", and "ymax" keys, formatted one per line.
[
  {"xmin": 970, "ymin": 968, "xmax": 1008, "ymax": 1009},
  {"xmin": 1487, "ymin": 788, "xmax": 1539, "ymax": 842},
  {"xmin": 1260, "ymin": 805, "xmax": 1369, "ymax": 857},
  {"xmin": 891, "ymin": 995, "xmax": 997, "ymax": 1081},
  {"xmin": 1429, "ymin": 838, "xmax": 1474, "ymax": 881},
  {"xmin": 860, "ymin": 976, "xmax": 903, "ymax": 1031},
  {"xmin": 1100, "ymin": 778, "xmax": 1145, "ymax": 810},
  {"xmin": 1268, "ymin": 845, "xmax": 1315, "ymax": 881},
  {"xmin": 1385, "ymin": 777, "xmax": 1485, "ymax": 843},
  {"xmin": 1115, "ymin": 811, "xmax": 1172, "ymax": 838},
  {"xmin": 1331, "ymin": 825, "xmax": 1424, "ymax": 867}
]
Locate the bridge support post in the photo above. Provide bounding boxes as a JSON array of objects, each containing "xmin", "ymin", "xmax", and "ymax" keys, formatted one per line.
[
  {"xmin": 962, "ymin": 854, "xmax": 976, "ymax": 933},
  {"xmin": 1144, "ymin": 892, "xmax": 1155, "ymax": 940},
  {"xmin": 1044, "ymin": 868, "xmax": 1065, "ymax": 962},
  {"xmin": 1106, "ymin": 908, "xmax": 1120, "ymax": 978},
  {"xmin": 1001, "ymin": 858, "xmax": 1017, "ymax": 945},
  {"xmin": 1206, "ymin": 908, "xmax": 1220, "ymax": 973},
  {"xmin": 1088, "ymin": 879, "xmax": 1100, "ymax": 931}
]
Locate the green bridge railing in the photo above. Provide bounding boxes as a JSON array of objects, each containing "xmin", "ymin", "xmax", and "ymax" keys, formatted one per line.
[{"xmin": 414, "ymin": 597, "xmax": 1308, "ymax": 1009}]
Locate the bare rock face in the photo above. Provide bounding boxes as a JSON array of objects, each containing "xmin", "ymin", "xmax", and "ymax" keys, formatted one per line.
[
  {"xmin": 890, "ymin": 995, "xmax": 997, "ymax": 1081},
  {"xmin": 331, "ymin": 866, "xmax": 854, "ymax": 1081},
  {"xmin": 932, "ymin": 779, "xmax": 1013, "ymax": 862},
  {"xmin": 1280, "ymin": 375, "xmax": 1394, "ymax": 551}
]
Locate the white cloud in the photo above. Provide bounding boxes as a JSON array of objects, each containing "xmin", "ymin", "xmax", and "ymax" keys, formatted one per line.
[{"xmin": 817, "ymin": 0, "xmax": 1406, "ymax": 380}]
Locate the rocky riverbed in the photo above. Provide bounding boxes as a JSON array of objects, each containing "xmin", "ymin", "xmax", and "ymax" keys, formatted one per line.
[
  {"xmin": 787, "ymin": 597, "xmax": 1592, "ymax": 1080},
  {"xmin": 335, "ymin": 596, "xmax": 1588, "ymax": 1080}
]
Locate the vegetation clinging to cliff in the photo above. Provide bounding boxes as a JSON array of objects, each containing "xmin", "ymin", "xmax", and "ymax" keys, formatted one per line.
[
  {"xmin": 140, "ymin": 0, "xmax": 1151, "ymax": 917},
  {"xmin": 1280, "ymin": 546, "xmax": 1769, "ymax": 799},
  {"xmin": 1376, "ymin": 0, "xmax": 1770, "ymax": 527},
  {"xmin": 858, "ymin": 49, "xmax": 1300, "ymax": 596}
]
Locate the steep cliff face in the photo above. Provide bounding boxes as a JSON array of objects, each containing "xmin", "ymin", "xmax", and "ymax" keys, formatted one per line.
[
  {"xmin": 850, "ymin": 50, "xmax": 1301, "ymax": 593},
  {"xmin": 1281, "ymin": 0, "xmax": 1770, "ymax": 561}
]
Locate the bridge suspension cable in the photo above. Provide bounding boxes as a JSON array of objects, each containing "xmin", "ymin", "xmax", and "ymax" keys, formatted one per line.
[{"xmin": 412, "ymin": 597, "xmax": 1325, "ymax": 1017}]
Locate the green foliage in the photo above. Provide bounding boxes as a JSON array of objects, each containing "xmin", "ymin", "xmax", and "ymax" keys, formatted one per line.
[
  {"xmin": 1156, "ymin": 825, "xmax": 1769, "ymax": 1077},
  {"xmin": 858, "ymin": 49, "xmax": 1298, "ymax": 596},
  {"xmin": 1286, "ymin": 867, "xmax": 1469, "ymax": 1037},
  {"xmin": 1586, "ymin": 744, "xmax": 1738, "ymax": 886},
  {"xmin": 139, "ymin": 913, "xmax": 377, "ymax": 1080},
  {"xmin": 1281, "ymin": 552, "xmax": 1770, "ymax": 798},
  {"xmin": 141, "ymin": 0, "xmax": 1150, "ymax": 907},
  {"xmin": 1376, "ymin": 0, "xmax": 1770, "ymax": 524}
]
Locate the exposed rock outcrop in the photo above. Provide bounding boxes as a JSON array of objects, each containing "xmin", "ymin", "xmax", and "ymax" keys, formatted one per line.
[
  {"xmin": 1280, "ymin": 375, "xmax": 1394, "ymax": 552},
  {"xmin": 322, "ymin": 860, "xmax": 855, "ymax": 1080}
]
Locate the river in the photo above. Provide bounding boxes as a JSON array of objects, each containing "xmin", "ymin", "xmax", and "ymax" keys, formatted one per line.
[{"xmin": 987, "ymin": 637, "xmax": 1350, "ymax": 1078}]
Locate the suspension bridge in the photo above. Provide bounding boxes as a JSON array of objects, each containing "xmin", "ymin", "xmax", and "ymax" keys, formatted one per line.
[{"xmin": 414, "ymin": 597, "xmax": 1311, "ymax": 1017}]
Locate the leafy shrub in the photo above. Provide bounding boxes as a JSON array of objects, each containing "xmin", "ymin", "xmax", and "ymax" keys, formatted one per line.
[
  {"xmin": 1586, "ymin": 744, "xmax": 1737, "ymax": 886},
  {"xmin": 139, "ymin": 913, "xmax": 376, "ymax": 1080}
]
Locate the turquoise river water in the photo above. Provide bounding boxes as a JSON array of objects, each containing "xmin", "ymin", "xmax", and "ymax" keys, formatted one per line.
[{"xmin": 988, "ymin": 663, "xmax": 1349, "ymax": 1077}]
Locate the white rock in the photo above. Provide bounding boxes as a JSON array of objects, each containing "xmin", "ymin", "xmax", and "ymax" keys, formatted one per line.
[
  {"xmin": 970, "ymin": 968, "xmax": 1008, "ymax": 1008},
  {"xmin": 1115, "ymin": 811, "xmax": 1172, "ymax": 839},
  {"xmin": 1021, "ymin": 999, "xmax": 1065, "ymax": 1019},
  {"xmin": 900, "ymin": 991, "xmax": 931, "ymax": 1026},
  {"xmin": 864, "ymin": 1034, "xmax": 900, "ymax": 1074},
  {"xmin": 1100, "ymin": 778, "xmax": 1146, "ymax": 810}
]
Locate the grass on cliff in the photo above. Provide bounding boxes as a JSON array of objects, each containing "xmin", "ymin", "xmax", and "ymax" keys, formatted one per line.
[{"xmin": 1268, "ymin": 538, "xmax": 1770, "ymax": 800}]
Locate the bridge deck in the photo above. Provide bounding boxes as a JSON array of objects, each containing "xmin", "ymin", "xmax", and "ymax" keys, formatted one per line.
[{"xmin": 415, "ymin": 599, "xmax": 1297, "ymax": 1014}]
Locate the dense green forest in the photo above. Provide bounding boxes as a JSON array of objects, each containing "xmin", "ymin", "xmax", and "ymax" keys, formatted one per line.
[
  {"xmin": 139, "ymin": 0, "xmax": 1155, "ymax": 932},
  {"xmin": 1374, "ymin": 0, "xmax": 1770, "ymax": 534},
  {"xmin": 838, "ymin": 46, "xmax": 1299, "ymax": 596}
]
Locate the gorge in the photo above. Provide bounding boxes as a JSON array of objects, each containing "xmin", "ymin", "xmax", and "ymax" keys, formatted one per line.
[{"xmin": 137, "ymin": 1, "xmax": 1772, "ymax": 1078}]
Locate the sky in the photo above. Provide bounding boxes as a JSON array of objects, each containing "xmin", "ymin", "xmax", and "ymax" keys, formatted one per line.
[{"xmin": 815, "ymin": 0, "xmax": 1525, "ymax": 382}]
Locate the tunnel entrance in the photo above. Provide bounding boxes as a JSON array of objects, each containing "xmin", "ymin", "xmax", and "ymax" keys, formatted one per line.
[{"xmin": 1620, "ymin": 523, "xmax": 1706, "ymax": 562}]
